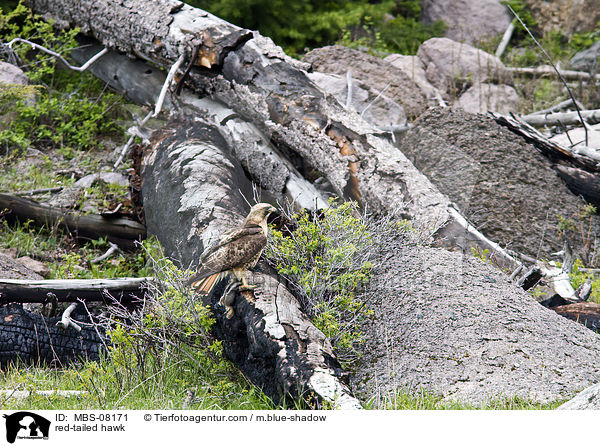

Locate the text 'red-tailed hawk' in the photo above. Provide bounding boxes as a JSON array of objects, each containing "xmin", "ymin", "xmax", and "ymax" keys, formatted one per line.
[{"xmin": 188, "ymin": 203, "xmax": 277, "ymax": 318}]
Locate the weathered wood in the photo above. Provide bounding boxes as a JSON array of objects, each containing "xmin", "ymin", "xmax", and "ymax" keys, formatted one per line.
[
  {"xmin": 0, "ymin": 304, "xmax": 106, "ymax": 367},
  {"xmin": 490, "ymin": 112, "xmax": 600, "ymax": 171},
  {"xmin": 522, "ymin": 109, "xmax": 600, "ymax": 127},
  {"xmin": 552, "ymin": 302, "xmax": 600, "ymax": 332},
  {"xmin": 507, "ymin": 65, "xmax": 600, "ymax": 82},
  {"xmin": 32, "ymin": 0, "xmax": 600, "ymax": 406},
  {"xmin": 141, "ymin": 120, "xmax": 361, "ymax": 408},
  {"xmin": 495, "ymin": 22, "xmax": 515, "ymax": 58},
  {"xmin": 28, "ymin": 0, "xmax": 451, "ymax": 234},
  {"xmin": 67, "ymin": 16, "xmax": 518, "ymax": 270},
  {"xmin": 0, "ymin": 193, "xmax": 146, "ymax": 249},
  {"xmin": 529, "ymin": 98, "xmax": 585, "ymax": 116},
  {"xmin": 0, "ymin": 277, "xmax": 152, "ymax": 304},
  {"xmin": 558, "ymin": 382, "xmax": 600, "ymax": 409},
  {"xmin": 517, "ymin": 266, "xmax": 542, "ymax": 291},
  {"xmin": 555, "ymin": 165, "xmax": 600, "ymax": 207},
  {"xmin": 71, "ymin": 43, "xmax": 328, "ymax": 212}
]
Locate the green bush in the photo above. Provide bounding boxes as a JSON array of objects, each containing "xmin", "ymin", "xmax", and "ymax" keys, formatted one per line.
[
  {"xmin": 189, "ymin": 0, "xmax": 444, "ymax": 56},
  {"xmin": 266, "ymin": 200, "xmax": 412, "ymax": 365},
  {"xmin": 0, "ymin": 2, "xmax": 125, "ymax": 156}
]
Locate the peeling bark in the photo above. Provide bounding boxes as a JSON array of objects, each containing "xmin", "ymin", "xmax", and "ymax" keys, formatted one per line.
[
  {"xmin": 28, "ymin": 0, "xmax": 451, "ymax": 233},
  {"xmin": 61, "ymin": 5, "xmax": 518, "ymax": 267},
  {"xmin": 140, "ymin": 120, "xmax": 361, "ymax": 408},
  {"xmin": 28, "ymin": 0, "xmax": 600, "ymax": 406}
]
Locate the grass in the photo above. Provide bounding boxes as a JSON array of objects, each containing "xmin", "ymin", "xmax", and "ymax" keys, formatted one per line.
[
  {"xmin": 0, "ymin": 154, "xmax": 77, "ymax": 194},
  {"xmin": 0, "ymin": 360, "xmax": 565, "ymax": 410},
  {"xmin": 0, "ymin": 218, "xmax": 148, "ymax": 279},
  {"xmin": 0, "ymin": 357, "xmax": 279, "ymax": 410},
  {"xmin": 367, "ymin": 388, "xmax": 564, "ymax": 410}
]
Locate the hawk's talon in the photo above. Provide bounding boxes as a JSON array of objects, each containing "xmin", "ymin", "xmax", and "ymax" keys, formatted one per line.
[
  {"xmin": 219, "ymin": 280, "xmax": 240, "ymax": 319},
  {"xmin": 238, "ymin": 283, "xmax": 256, "ymax": 291}
]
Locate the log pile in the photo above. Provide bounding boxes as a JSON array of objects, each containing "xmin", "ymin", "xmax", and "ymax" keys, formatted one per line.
[{"xmin": 2, "ymin": 0, "xmax": 597, "ymax": 407}]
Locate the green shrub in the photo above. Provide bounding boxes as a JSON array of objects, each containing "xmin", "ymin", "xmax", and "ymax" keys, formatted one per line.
[
  {"xmin": 569, "ymin": 258, "xmax": 600, "ymax": 304},
  {"xmin": 189, "ymin": 0, "xmax": 444, "ymax": 56},
  {"xmin": 0, "ymin": 2, "xmax": 125, "ymax": 156},
  {"xmin": 266, "ymin": 200, "xmax": 411, "ymax": 365}
]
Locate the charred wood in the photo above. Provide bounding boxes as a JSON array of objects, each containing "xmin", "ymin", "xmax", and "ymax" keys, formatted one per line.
[
  {"xmin": 555, "ymin": 165, "xmax": 600, "ymax": 208},
  {"xmin": 0, "ymin": 304, "xmax": 106, "ymax": 368},
  {"xmin": 552, "ymin": 302, "xmax": 600, "ymax": 332},
  {"xmin": 141, "ymin": 120, "xmax": 361, "ymax": 408}
]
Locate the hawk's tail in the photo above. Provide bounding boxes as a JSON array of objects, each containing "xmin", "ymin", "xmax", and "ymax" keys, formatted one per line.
[{"xmin": 188, "ymin": 272, "xmax": 222, "ymax": 295}]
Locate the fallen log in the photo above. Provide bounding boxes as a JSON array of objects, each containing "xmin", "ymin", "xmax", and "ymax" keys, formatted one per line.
[
  {"xmin": 521, "ymin": 109, "xmax": 600, "ymax": 127},
  {"xmin": 28, "ymin": 1, "xmax": 477, "ymax": 250},
  {"xmin": 0, "ymin": 277, "xmax": 152, "ymax": 304},
  {"xmin": 0, "ymin": 304, "xmax": 106, "ymax": 368},
  {"xmin": 0, "ymin": 193, "xmax": 146, "ymax": 249},
  {"xmin": 29, "ymin": 0, "xmax": 600, "ymax": 406},
  {"xmin": 555, "ymin": 165, "xmax": 600, "ymax": 207},
  {"xmin": 141, "ymin": 120, "xmax": 361, "ymax": 409},
  {"xmin": 507, "ymin": 65, "xmax": 600, "ymax": 82},
  {"xmin": 490, "ymin": 112, "xmax": 600, "ymax": 170},
  {"xmin": 552, "ymin": 302, "xmax": 600, "ymax": 332},
  {"xmin": 75, "ymin": 41, "xmax": 528, "ymax": 277},
  {"xmin": 71, "ymin": 43, "xmax": 328, "ymax": 213},
  {"xmin": 529, "ymin": 98, "xmax": 585, "ymax": 116}
]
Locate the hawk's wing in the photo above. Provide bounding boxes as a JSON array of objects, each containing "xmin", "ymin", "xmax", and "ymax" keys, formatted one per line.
[{"xmin": 192, "ymin": 224, "xmax": 267, "ymax": 281}]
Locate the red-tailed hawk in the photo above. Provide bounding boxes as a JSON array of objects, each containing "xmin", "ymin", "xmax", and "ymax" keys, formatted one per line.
[{"xmin": 188, "ymin": 203, "xmax": 277, "ymax": 318}]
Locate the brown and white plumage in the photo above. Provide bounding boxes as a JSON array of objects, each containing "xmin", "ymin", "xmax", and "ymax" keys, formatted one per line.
[{"xmin": 188, "ymin": 203, "xmax": 277, "ymax": 317}]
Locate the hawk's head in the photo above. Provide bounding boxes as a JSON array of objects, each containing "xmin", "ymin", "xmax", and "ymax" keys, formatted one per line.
[{"xmin": 245, "ymin": 203, "xmax": 277, "ymax": 226}]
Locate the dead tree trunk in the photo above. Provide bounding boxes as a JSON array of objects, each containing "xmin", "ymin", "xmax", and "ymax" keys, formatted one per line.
[
  {"xmin": 28, "ymin": 0, "xmax": 519, "ymax": 270},
  {"xmin": 28, "ymin": 0, "xmax": 600, "ymax": 406},
  {"xmin": 140, "ymin": 121, "xmax": 361, "ymax": 409},
  {"xmin": 0, "ymin": 193, "xmax": 146, "ymax": 250},
  {"xmin": 555, "ymin": 165, "xmax": 600, "ymax": 208}
]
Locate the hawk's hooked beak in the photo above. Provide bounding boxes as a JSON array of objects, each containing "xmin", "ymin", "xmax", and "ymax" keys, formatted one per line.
[{"xmin": 267, "ymin": 205, "xmax": 278, "ymax": 215}]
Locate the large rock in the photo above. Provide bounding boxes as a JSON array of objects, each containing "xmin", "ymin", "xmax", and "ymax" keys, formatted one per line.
[
  {"xmin": 569, "ymin": 40, "xmax": 600, "ymax": 72},
  {"xmin": 0, "ymin": 61, "xmax": 29, "ymax": 86},
  {"xmin": 302, "ymin": 45, "xmax": 427, "ymax": 119},
  {"xmin": 558, "ymin": 382, "xmax": 600, "ymax": 409},
  {"xmin": 307, "ymin": 71, "xmax": 407, "ymax": 129},
  {"xmin": 523, "ymin": 0, "xmax": 600, "ymax": 37},
  {"xmin": 550, "ymin": 123, "xmax": 600, "ymax": 150},
  {"xmin": 417, "ymin": 38, "xmax": 511, "ymax": 99},
  {"xmin": 454, "ymin": 82, "xmax": 520, "ymax": 114},
  {"xmin": 353, "ymin": 243, "xmax": 600, "ymax": 405},
  {"xmin": 421, "ymin": 0, "xmax": 512, "ymax": 46},
  {"xmin": 383, "ymin": 54, "xmax": 442, "ymax": 101},
  {"xmin": 0, "ymin": 62, "xmax": 33, "ymax": 129},
  {"xmin": 398, "ymin": 107, "xmax": 590, "ymax": 259},
  {"xmin": 0, "ymin": 252, "xmax": 44, "ymax": 280}
]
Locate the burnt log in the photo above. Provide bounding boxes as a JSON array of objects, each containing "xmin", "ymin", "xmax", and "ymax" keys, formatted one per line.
[
  {"xmin": 0, "ymin": 193, "xmax": 146, "ymax": 250},
  {"xmin": 0, "ymin": 304, "xmax": 106, "ymax": 368},
  {"xmin": 555, "ymin": 165, "xmax": 600, "ymax": 208},
  {"xmin": 490, "ymin": 112, "xmax": 600, "ymax": 171},
  {"xmin": 552, "ymin": 302, "xmax": 600, "ymax": 332},
  {"xmin": 29, "ymin": 0, "xmax": 524, "ymax": 270},
  {"xmin": 27, "ymin": 0, "xmax": 600, "ymax": 406},
  {"xmin": 141, "ymin": 121, "xmax": 361, "ymax": 409}
]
